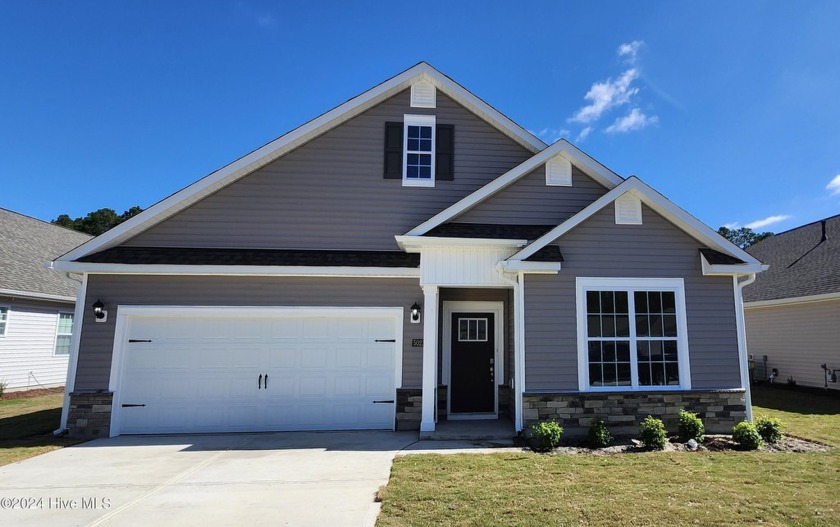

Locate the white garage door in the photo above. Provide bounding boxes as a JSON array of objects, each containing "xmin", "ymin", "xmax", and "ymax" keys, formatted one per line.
[{"xmin": 113, "ymin": 308, "xmax": 400, "ymax": 435}]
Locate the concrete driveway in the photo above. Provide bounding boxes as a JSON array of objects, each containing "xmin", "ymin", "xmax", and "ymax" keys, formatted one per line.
[{"xmin": 0, "ymin": 431, "xmax": 418, "ymax": 527}]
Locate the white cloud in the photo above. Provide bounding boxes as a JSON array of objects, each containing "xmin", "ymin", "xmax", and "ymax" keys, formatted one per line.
[
  {"xmin": 569, "ymin": 69, "xmax": 639, "ymax": 124},
  {"xmin": 745, "ymin": 215, "xmax": 792, "ymax": 230},
  {"xmin": 576, "ymin": 126, "xmax": 593, "ymax": 142},
  {"xmin": 826, "ymin": 174, "xmax": 840, "ymax": 196},
  {"xmin": 722, "ymin": 222, "xmax": 740, "ymax": 230},
  {"xmin": 618, "ymin": 41, "xmax": 644, "ymax": 63},
  {"xmin": 604, "ymin": 108, "xmax": 658, "ymax": 133},
  {"xmin": 534, "ymin": 128, "xmax": 570, "ymax": 144}
]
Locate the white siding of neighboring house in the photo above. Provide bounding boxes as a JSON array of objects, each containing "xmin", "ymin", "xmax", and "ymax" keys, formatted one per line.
[
  {"xmin": 745, "ymin": 297, "xmax": 840, "ymax": 391},
  {"xmin": 0, "ymin": 300, "xmax": 71, "ymax": 391}
]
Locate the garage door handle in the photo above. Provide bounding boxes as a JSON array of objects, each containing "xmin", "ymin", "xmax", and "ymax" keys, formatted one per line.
[
  {"xmin": 258, "ymin": 374, "xmax": 263, "ymax": 389},
  {"xmin": 264, "ymin": 374, "xmax": 268, "ymax": 389},
  {"xmin": 121, "ymin": 403, "xmax": 146, "ymax": 408},
  {"xmin": 375, "ymin": 339, "xmax": 396, "ymax": 343},
  {"xmin": 372, "ymin": 400, "xmax": 394, "ymax": 404},
  {"xmin": 128, "ymin": 339, "xmax": 152, "ymax": 343}
]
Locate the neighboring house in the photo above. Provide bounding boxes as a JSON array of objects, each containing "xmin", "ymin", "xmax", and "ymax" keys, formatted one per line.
[
  {"xmin": 50, "ymin": 63, "xmax": 765, "ymax": 439},
  {"xmin": 0, "ymin": 208, "xmax": 92, "ymax": 391},
  {"xmin": 744, "ymin": 215, "xmax": 840, "ymax": 391}
]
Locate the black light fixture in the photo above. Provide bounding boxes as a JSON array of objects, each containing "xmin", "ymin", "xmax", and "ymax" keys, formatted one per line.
[
  {"xmin": 92, "ymin": 299, "xmax": 106, "ymax": 320},
  {"xmin": 410, "ymin": 302, "xmax": 421, "ymax": 324},
  {"xmin": 820, "ymin": 364, "xmax": 838, "ymax": 388}
]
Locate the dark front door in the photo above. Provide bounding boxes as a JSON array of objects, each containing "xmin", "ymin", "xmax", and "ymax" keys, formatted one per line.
[{"xmin": 450, "ymin": 313, "xmax": 495, "ymax": 413}]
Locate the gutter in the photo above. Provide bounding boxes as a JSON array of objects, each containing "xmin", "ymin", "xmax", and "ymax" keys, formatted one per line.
[
  {"xmin": 734, "ymin": 273, "xmax": 757, "ymax": 422},
  {"xmin": 53, "ymin": 272, "xmax": 86, "ymax": 436}
]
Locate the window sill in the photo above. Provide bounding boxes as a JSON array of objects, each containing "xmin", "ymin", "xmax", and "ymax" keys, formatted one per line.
[
  {"xmin": 582, "ymin": 385, "xmax": 687, "ymax": 393},
  {"xmin": 402, "ymin": 179, "xmax": 435, "ymax": 188}
]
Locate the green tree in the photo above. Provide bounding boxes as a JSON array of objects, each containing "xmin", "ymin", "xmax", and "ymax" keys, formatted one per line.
[
  {"xmin": 52, "ymin": 206, "xmax": 144, "ymax": 236},
  {"xmin": 717, "ymin": 226, "xmax": 773, "ymax": 249}
]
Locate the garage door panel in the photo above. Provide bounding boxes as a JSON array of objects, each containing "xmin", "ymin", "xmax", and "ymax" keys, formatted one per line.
[{"xmin": 118, "ymin": 310, "xmax": 397, "ymax": 434}]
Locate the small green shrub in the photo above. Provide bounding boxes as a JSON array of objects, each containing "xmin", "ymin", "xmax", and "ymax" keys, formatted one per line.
[
  {"xmin": 0, "ymin": 380, "xmax": 6, "ymax": 398},
  {"xmin": 639, "ymin": 415, "xmax": 668, "ymax": 450},
  {"xmin": 587, "ymin": 416, "xmax": 613, "ymax": 448},
  {"xmin": 732, "ymin": 421, "xmax": 763, "ymax": 450},
  {"xmin": 755, "ymin": 416, "xmax": 783, "ymax": 443},
  {"xmin": 529, "ymin": 419, "xmax": 564, "ymax": 451},
  {"xmin": 677, "ymin": 409, "xmax": 705, "ymax": 442}
]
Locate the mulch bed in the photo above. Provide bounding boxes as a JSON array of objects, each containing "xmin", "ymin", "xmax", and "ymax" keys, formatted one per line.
[
  {"xmin": 1, "ymin": 387, "xmax": 65, "ymax": 401},
  {"xmin": 536, "ymin": 434, "xmax": 831, "ymax": 455}
]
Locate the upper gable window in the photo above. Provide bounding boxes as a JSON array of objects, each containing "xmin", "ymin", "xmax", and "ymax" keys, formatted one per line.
[
  {"xmin": 404, "ymin": 114, "xmax": 436, "ymax": 187},
  {"xmin": 384, "ymin": 116, "xmax": 454, "ymax": 186}
]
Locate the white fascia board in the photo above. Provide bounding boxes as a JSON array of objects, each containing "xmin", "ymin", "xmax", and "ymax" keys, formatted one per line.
[
  {"xmin": 406, "ymin": 139, "xmax": 624, "ymax": 237},
  {"xmin": 49, "ymin": 261, "xmax": 420, "ymax": 278},
  {"xmin": 395, "ymin": 235, "xmax": 527, "ymax": 252},
  {"xmin": 0, "ymin": 288, "xmax": 76, "ymax": 303},
  {"xmin": 510, "ymin": 177, "xmax": 764, "ymax": 266},
  {"xmin": 744, "ymin": 291, "xmax": 840, "ymax": 309},
  {"xmin": 497, "ymin": 261, "xmax": 561, "ymax": 273},
  {"xmin": 58, "ymin": 63, "xmax": 545, "ymax": 264},
  {"xmin": 700, "ymin": 254, "xmax": 768, "ymax": 276}
]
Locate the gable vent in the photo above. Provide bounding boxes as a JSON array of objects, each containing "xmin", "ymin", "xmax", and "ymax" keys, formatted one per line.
[
  {"xmin": 410, "ymin": 80, "xmax": 436, "ymax": 108},
  {"xmin": 546, "ymin": 154, "xmax": 572, "ymax": 186},
  {"xmin": 615, "ymin": 193, "xmax": 643, "ymax": 225}
]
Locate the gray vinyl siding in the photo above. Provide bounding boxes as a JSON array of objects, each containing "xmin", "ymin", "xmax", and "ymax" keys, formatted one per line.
[
  {"xmin": 455, "ymin": 166, "xmax": 608, "ymax": 225},
  {"xmin": 125, "ymin": 90, "xmax": 532, "ymax": 251},
  {"xmin": 76, "ymin": 275, "xmax": 423, "ymax": 390},
  {"xmin": 745, "ymin": 299, "xmax": 840, "ymax": 391},
  {"xmin": 524, "ymin": 204, "xmax": 740, "ymax": 392}
]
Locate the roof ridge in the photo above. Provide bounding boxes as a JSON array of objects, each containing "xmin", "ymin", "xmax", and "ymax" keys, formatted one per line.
[{"xmin": 0, "ymin": 207, "xmax": 93, "ymax": 238}]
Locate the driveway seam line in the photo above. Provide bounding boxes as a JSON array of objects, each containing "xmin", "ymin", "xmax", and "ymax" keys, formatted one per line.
[{"xmin": 85, "ymin": 434, "xmax": 258, "ymax": 527}]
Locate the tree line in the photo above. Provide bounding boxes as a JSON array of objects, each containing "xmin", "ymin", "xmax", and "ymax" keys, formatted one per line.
[{"xmin": 52, "ymin": 206, "xmax": 143, "ymax": 236}]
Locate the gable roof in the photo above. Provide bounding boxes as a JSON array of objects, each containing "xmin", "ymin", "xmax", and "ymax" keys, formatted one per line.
[
  {"xmin": 743, "ymin": 214, "xmax": 840, "ymax": 302},
  {"xmin": 54, "ymin": 62, "xmax": 546, "ymax": 265},
  {"xmin": 406, "ymin": 139, "xmax": 624, "ymax": 236},
  {"xmin": 508, "ymin": 177, "xmax": 764, "ymax": 269},
  {"xmin": 0, "ymin": 208, "xmax": 92, "ymax": 302}
]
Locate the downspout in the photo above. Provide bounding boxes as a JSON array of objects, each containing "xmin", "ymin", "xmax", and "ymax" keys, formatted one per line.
[
  {"xmin": 734, "ymin": 273, "xmax": 756, "ymax": 422},
  {"xmin": 496, "ymin": 265, "xmax": 526, "ymax": 432},
  {"xmin": 54, "ymin": 271, "xmax": 87, "ymax": 436}
]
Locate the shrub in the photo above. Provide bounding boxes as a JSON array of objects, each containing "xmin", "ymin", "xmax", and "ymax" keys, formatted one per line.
[
  {"xmin": 639, "ymin": 415, "xmax": 668, "ymax": 450},
  {"xmin": 755, "ymin": 416, "xmax": 783, "ymax": 444},
  {"xmin": 732, "ymin": 421, "xmax": 763, "ymax": 450},
  {"xmin": 587, "ymin": 416, "xmax": 613, "ymax": 448},
  {"xmin": 677, "ymin": 409, "xmax": 705, "ymax": 442},
  {"xmin": 0, "ymin": 380, "xmax": 6, "ymax": 398},
  {"xmin": 529, "ymin": 419, "xmax": 564, "ymax": 451}
]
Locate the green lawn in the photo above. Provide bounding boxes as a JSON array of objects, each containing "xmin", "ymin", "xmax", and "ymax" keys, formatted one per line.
[
  {"xmin": 378, "ymin": 386, "xmax": 840, "ymax": 527},
  {"xmin": 0, "ymin": 393, "xmax": 85, "ymax": 466}
]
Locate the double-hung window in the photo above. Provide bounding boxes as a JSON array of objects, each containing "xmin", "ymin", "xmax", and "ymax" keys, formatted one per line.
[
  {"xmin": 0, "ymin": 306, "xmax": 8, "ymax": 336},
  {"xmin": 576, "ymin": 278, "xmax": 690, "ymax": 391},
  {"xmin": 403, "ymin": 114, "xmax": 436, "ymax": 187},
  {"xmin": 54, "ymin": 312, "xmax": 74, "ymax": 356}
]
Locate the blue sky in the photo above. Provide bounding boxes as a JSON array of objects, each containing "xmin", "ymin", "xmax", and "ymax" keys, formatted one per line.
[{"xmin": 2, "ymin": 1, "xmax": 839, "ymax": 233}]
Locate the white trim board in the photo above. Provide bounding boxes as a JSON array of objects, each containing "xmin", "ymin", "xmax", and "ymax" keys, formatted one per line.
[
  {"xmin": 407, "ymin": 139, "xmax": 624, "ymax": 237},
  {"xmin": 49, "ymin": 262, "xmax": 420, "ymax": 278},
  {"xmin": 55, "ymin": 62, "xmax": 546, "ymax": 265},
  {"xmin": 107, "ymin": 305, "xmax": 404, "ymax": 437},
  {"xmin": 510, "ymin": 177, "xmax": 763, "ymax": 268},
  {"xmin": 441, "ymin": 301, "xmax": 504, "ymax": 419},
  {"xmin": 744, "ymin": 291, "xmax": 840, "ymax": 309}
]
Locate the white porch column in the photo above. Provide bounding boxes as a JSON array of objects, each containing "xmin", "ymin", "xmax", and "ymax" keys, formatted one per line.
[{"xmin": 420, "ymin": 285, "xmax": 439, "ymax": 433}]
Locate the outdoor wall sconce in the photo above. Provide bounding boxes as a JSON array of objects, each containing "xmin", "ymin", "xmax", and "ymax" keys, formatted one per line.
[
  {"xmin": 92, "ymin": 299, "xmax": 108, "ymax": 323},
  {"xmin": 410, "ymin": 302, "xmax": 421, "ymax": 324}
]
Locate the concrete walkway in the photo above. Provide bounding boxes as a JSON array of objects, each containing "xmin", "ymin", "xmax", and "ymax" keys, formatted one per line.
[{"xmin": 0, "ymin": 432, "xmax": 419, "ymax": 527}]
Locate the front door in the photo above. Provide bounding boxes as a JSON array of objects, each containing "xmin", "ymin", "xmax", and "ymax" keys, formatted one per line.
[{"xmin": 450, "ymin": 313, "xmax": 495, "ymax": 413}]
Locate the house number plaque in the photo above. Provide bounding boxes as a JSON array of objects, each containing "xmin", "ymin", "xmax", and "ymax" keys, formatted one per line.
[{"xmin": 411, "ymin": 339, "xmax": 424, "ymax": 347}]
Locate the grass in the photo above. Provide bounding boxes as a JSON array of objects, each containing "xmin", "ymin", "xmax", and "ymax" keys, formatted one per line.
[
  {"xmin": 378, "ymin": 386, "xmax": 840, "ymax": 527},
  {"xmin": 0, "ymin": 392, "xmax": 85, "ymax": 466}
]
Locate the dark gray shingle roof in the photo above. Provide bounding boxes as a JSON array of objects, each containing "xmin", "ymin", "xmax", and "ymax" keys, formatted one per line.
[
  {"xmin": 424, "ymin": 223, "xmax": 555, "ymax": 240},
  {"xmin": 0, "ymin": 208, "xmax": 92, "ymax": 300},
  {"xmin": 699, "ymin": 248, "xmax": 746, "ymax": 265},
  {"xmin": 744, "ymin": 214, "xmax": 840, "ymax": 302},
  {"xmin": 78, "ymin": 246, "xmax": 420, "ymax": 268}
]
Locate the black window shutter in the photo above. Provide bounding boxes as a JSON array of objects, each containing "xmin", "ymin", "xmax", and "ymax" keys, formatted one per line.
[
  {"xmin": 384, "ymin": 122, "xmax": 403, "ymax": 179},
  {"xmin": 436, "ymin": 124, "xmax": 454, "ymax": 181}
]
